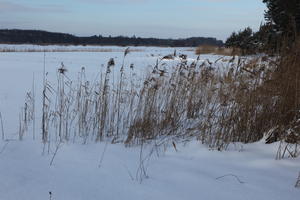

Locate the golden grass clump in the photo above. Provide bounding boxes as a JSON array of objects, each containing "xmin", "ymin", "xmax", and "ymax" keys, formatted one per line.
[
  {"xmin": 195, "ymin": 45, "xmax": 241, "ymax": 56},
  {"xmin": 17, "ymin": 44, "xmax": 300, "ymax": 157}
]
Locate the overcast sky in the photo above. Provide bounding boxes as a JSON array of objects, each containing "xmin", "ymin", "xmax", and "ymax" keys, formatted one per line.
[{"xmin": 0, "ymin": 0, "xmax": 266, "ymax": 40}]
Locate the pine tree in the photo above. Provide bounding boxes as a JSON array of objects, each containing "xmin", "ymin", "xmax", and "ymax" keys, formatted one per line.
[
  {"xmin": 263, "ymin": 0, "xmax": 298, "ymax": 34},
  {"xmin": 225, "ymin": 27, "xmax": 255, "ymax": 54}
]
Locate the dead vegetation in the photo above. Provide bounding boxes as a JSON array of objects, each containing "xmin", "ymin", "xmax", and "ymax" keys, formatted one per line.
[
  {"xmin": 195, "ymin": 45, "xmax": 241, "ymax": 56},
  {"xmin": 0, "ymin": 47, "xmax": 144, "ymax": 53},
  {"xmin": 15, "ymin": 42, "xmax": 300, "ymax": 158}
]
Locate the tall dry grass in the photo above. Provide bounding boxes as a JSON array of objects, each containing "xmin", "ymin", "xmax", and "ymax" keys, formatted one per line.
[
  {"xmin": 195, "ymin": 45, "xmax": 241, "ymax": 56},
  {"xmin": 16, "ymin": 45, "xmax": 299, "ymax": 157},
  {"xmin": 124, "ymin": 54, "xmax": 270, "ymax": 149}
]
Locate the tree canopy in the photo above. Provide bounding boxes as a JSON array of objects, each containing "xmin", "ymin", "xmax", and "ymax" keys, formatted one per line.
[
  {"xmin": 225, "ymin": 0, "xmax": 300, "ymax": 54},
  {"xmin": 263, "ymin": 0, "xmax": 299, "ymax": 34}
]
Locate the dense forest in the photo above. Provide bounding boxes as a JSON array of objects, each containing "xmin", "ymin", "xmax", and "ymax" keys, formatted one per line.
[
  {"xmin": 225, "ymin": 0, "xmax": 300, "ymax": 54},
  {"xmin": 0, "ymin": 29, "xmax": 223, "ymax": 47}
]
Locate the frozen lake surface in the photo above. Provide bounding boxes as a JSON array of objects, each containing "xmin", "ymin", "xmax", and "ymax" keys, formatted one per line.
[{"xmin": 0, "ymin": 45, "xmax": 299, "ymax": 200}]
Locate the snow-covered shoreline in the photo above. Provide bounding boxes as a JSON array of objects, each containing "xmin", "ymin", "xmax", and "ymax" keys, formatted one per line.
[
  {"xmin": 0, "ymin": 45, "xmax": 299, "ymax": 200},
  {"xmin": 0, "ymin": 139, "xmax": 299, "ymax": 200}
]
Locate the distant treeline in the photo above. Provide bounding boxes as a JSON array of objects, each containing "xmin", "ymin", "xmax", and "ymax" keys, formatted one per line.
[{"xmin": 0, "ymin": 29, "xmax": 223, "ymax": 47}]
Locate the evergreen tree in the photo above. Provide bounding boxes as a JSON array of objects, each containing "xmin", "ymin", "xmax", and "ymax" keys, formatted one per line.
[
  {"xmin": 225, "ymin": 1, "xmax": 300, "ymax": 54},
  {"xmin": 263, "ymin": 0, "xmax": 299, "ymax": 34},
  {"xmin": 225, "ymin": 27, "xmax": 256, "ymax": 54}
]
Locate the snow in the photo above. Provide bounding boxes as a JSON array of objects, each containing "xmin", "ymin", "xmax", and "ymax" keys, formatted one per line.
[
  {"xmin": 0, "ymin": 139, "xmax": 299, "ymax": 200},
  {"xmin": 0, "ymin": 45, "xmax": 223, "ymax": 136},
  {"xmin": 0, "ymin": 45, "xmax": 299, "ymax": 200}
]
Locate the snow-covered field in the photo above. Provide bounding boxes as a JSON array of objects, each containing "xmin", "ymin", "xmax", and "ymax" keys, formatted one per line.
[
  {"xmin": 0, "ymin": 139, "xmax": 299, "ymax": 200},
  {"xmin": 0, "ymin": 45, "xmax": 299, "ymax": 200},
  {"xmin": 0, "ymin": 45, "xmax": 222, "ymax": 135}
]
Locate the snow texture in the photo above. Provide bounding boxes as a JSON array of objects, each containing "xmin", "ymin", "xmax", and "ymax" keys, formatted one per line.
[{"xmin": 0, "ymin": 45, "xmax": 299, "ymax": 200}]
